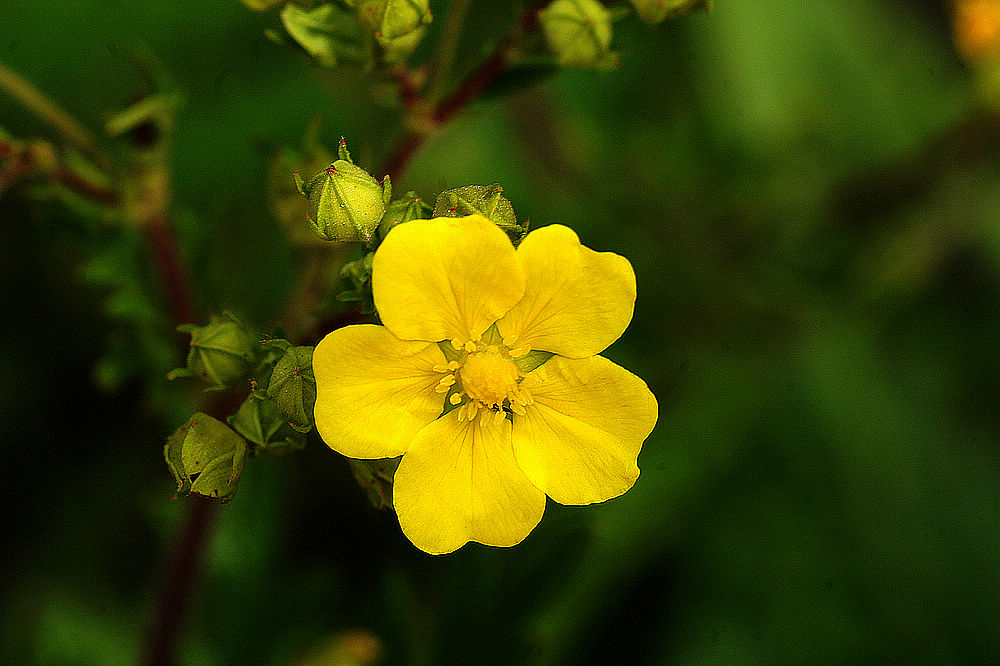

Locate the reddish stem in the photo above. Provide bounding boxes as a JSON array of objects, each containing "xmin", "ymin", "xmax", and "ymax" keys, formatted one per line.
[
  {"xmin": 378, "ymin": 1, "xmax": 547, "ymax": 182},
  {"xmin": 139, "ymin": 495, "xmax": 218, "ymax": 666},
  {"xmin": 145, "ymin": 215, "xmax": 197, "ymax": 328}
]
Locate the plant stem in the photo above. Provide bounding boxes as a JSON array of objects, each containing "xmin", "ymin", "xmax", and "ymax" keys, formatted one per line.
[
  {"xmin": 425, "ymin": 0, "xmax": 474, "ymax": 107},
  {"xmin": 379, "ymin": 0, "xmax": 548, "ymax": 182},
  {"xmin": 0, "ymin": 138, "xmax": 120, "ymax": 205},
  {"xmin": 139, "ymin": 495, "xmax": 218, "ymax": 666},
  {"xmin": 0, "ymin": 62, "xmax": 114, "ymax": 172}
]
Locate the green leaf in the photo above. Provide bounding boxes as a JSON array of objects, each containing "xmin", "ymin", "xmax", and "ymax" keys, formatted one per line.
[{"xmin": 266, "ymin": 345, "xmax": 317, "ymax": 433}]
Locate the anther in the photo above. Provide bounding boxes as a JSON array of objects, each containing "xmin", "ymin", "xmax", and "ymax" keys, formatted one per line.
[
  {"xmin": 463, "ymin": 340, "xmax": 478, "ymax": 353},
  {"xmin": 451, "ymin": 337, "xmax": 463, "ymax": 350},
  {"xmin": 492, "ymin": 409, "xmax": 506, "ymax": 427},
  {"xmin": 449, "ymin": 393, "xmax": 463, "ymax": 405},
  {"xmin": 509, "ymin": 347, "xmax": 529, "ymax": 358},
  {"xmin": 432, "ymin": 364, "xmax": 450, "ymax": 373}
]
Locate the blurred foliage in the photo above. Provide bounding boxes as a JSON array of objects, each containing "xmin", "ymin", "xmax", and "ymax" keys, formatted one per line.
[{"xmin": 3, "ymin": 0, "xmax": 1000, "ymax": 665}]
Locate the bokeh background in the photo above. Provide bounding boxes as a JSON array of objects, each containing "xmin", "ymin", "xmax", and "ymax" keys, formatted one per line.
[{"xmin": 3, "ymin": 0, "xmax": 1000, "ymax": 664}]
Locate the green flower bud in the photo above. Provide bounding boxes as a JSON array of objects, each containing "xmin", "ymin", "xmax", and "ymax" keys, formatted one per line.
[
  {"xmin": 356, "ymin": 0, "xmax": 432, "ymax": 62},
  {"xmin": 378, "ymin": 191, "xmax": 432, "ymax": 239},
  {"xmin": 294, "ymin": 159, "xmax": 389, "ymax": 245},
  {"xmin": 337, "ymin": 251, "xmax": 376, "ymax": 313},
  {"xmin": 629, "ymin": 0, "xmax": 709, "ymax": 23},
  {"xmin": 164, "ymin": 413, "xmax": 247, "ymax": 502},
  {"xmin": 265, "ymin": 343, "xmax": 317, "ymax": 433},
  {"xmin": 539, "ymin": 0, "xmax": 619, "ymax": 69},
  {"xmin": 229, "ymin": 393, "xmax": 307, "ymax": 455},
  {"xmin": 167, "ymin": 312, "xmax": 256, "ymax": 391},
  {"xmin": 433, "ymin": 184, "xmax": 528, "ymax": 244}
]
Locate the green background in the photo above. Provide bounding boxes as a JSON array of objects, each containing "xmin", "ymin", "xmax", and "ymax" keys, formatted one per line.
[{"xmin": 3, "ymin": 0, "xmax": 999, "ymax": 664}]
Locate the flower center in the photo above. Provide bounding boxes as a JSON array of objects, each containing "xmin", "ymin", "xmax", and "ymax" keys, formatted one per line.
[
  {"xmin": 431, "ymin": 335, "xmax": 537, "ymax": 428},
  {"xmin": 459, "ymin": 349, "xmax": 520, "ymax": 406}
]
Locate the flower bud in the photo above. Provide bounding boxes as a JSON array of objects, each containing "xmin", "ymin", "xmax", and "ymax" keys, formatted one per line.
[
  {"xmin": 378, "ymin": 191, "xmax": 432, "ymax": 239},
  {"xmin": 356, "ymin": 0, "xmax": 432, "ymax": 62},
  {"xmin": 539, "ymin": 0, "xmax": 619, "ymax": 69},
  {"xmin": 229, "ymin": 393, "xmax": 307, "ymax": 455},
  {"xmin": 294, "ymin": 159, "xmax": 389, "ymax": 245},
  {"xmin": 164, "ymin": 412, "xmax": 247, "ymax": 502},
  {"xmin": 265, "ymin": 343, "xmax": 317, "ymax": 433},
  {"xmin": 629, "ymin": 0, "xmax": 709, "ymax": 24},
  {"xmin": 167, "ymin": 312, "xmax": 256, "ymax": 391},
  {"xmin": 433, "ymin": 184, "xmax": 528, "ymax": 243}
]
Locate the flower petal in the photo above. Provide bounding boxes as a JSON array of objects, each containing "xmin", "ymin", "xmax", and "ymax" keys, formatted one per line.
[
  {"xmin": 313, "ymin": 324, "xmax": 447, "ymax": 459},
  {"xmin": 512, "ymin": 355, "xmax": 657, "ymax": 505},
  {"xmin": 497, "ymin": 224, "xmax": 636, "ymax": 358},
  {"xmin": 393, "ymin": 410, "xmax": 546, "ymax": 554},
  {"xmin": 373, "ymin": 215, "xmax": 526, "ymax": 343}
]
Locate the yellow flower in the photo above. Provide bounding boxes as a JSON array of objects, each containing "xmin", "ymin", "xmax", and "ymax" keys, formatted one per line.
[{"xmin": 313, "ymin": 214, "xmax": 657, "ymax": 554}]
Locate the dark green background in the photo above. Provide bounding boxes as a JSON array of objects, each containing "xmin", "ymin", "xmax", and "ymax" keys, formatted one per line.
[{"xmin": 3, "ymin": 0, "xmax": 999, "ymax": 664}]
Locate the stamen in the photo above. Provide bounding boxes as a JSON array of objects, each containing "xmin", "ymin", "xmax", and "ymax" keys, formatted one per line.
[
  {"xmin": 480, "ymin": 409, "xmax": 491, "ymax": 427},
  {"xmin": 449, "ymin": 392, "xmax": 463, "ymax": 405},
  {"xmin": 438, "ymin": 374, "xmax": 456, "ymax": 387},
  {"xmin": 510, "ymin": 401, "xmax": 526, "ymax": 416},
  {"xmin": 465, "ymin": 401, "xmax": 481, "ymax": 421},
  {"xmin": 463, "ymin": 340, "xmax": 478, "ymax": 353},
  {"xmin": 447, "ymin": 360, "xmax": 461, "ymax": 371},
  {"xmin": 509, "ymin": 346, "xmax": 529, "ymax": 358},
  {"xmin": 432, "ymin": 364, "xmax": 450, "ymax": 373},
  {"xmin": 492, "ymin": 409, "xmax": 506, "ymax": 427},
  {"xmin": 451, "ymin": 337, "xmax": 463, "ymax": 351}
]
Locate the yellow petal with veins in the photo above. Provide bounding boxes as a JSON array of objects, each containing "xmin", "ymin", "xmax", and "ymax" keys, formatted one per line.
[
  {"xmin": 511, "ymin": 355, "xmax": 657, "ymax": 505},
  {"xmin": 497, "ymin": 224, "xmax": 635, "ymax": 358},
  {"xmin": 373, "ymin": 215, "xmax": 525, "ymax": 343},
  {"xmin": 313, "ymin": 325, "xmax": 447, "ymax": 459},
  {"xmin": 393, "ymin": 410, "xmax": 546, "ymax": 554}
]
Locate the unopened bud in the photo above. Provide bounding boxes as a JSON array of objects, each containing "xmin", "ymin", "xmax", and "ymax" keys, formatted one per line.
[
  {"xmin": 539, "ymin": 0, "xmax": 619, "ymax": 69},
  {"xmin": 357, "ymin": 0, "xmax": 432, "ymax": 62},
  {"xmin": 294, "ymin": 158, "xmax": 389, "ymax": 245},
  {"xmin": 167, "ymin": 312, "xmax": 256, "ymax": 391},
  {"xmin": 378, "ymin": 191, "xmax": 432, "ymax": 238},
  {"xmin": 433, "ymin": 184, "xmax": 528, "ymax": 244}
]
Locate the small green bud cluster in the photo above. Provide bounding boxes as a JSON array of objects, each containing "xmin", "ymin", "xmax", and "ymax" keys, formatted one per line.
[
  {"xmin": 166, "ymin": 316, "xmax": 318, "ymax": 501},
  {"xmin": 538, "ymin": 0, "xmax": 709, "ymax": 69},
  {"xmin": 274, "ymin": 1, "xmax": 431, "ymax": 69},
  {"xmin": 293, "ymin": 140, "xmax": 391, "ymax": 246}
]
